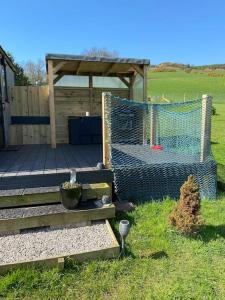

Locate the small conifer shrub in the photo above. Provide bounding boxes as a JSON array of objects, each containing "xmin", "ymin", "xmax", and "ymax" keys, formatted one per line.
[{"xmin": 169, "ymin": 175, "xmax": 202, "ymax": 235}]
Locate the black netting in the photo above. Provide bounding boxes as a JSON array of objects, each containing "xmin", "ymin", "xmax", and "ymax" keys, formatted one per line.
[{"xmin": 104, "ymin": 94, "xmax": 217, "ymax": 201}]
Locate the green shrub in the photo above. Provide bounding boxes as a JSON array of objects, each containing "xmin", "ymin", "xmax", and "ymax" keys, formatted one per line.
[
  {"xmin": 61, "ymin": 182, "xmax": 81, "ymax": 189},
  {"xmin": 212, "ymin": 106, "xmax": 216, "ymax": 115},
  {"xmin": 169, "ymin": 175, "xmax": 202, "ymax": 235}
]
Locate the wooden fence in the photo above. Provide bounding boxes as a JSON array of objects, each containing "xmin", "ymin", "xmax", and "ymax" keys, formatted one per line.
[
  {"xmin": 54, "ymin": 87, "xmax": 129, "ymax": 143},
  {"xmin": 9, "ymin": 86, "xmax": 129, "ymax": 145},
  {"xmin": 9, "ymin": 86, "xmax": 50, "ymax": 145}
]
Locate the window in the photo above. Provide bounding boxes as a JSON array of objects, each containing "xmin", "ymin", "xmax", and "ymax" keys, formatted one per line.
[
  {"xmin": 93, "ymin": 76, "xmax": 128, "ymax": 88},
  {"xmin": 54, "ymin": 74, "xmax": 129, "ymax": 89},
  {"xmin": 55, "ymin": 75, "xmax": 89, "ymax": 87}
]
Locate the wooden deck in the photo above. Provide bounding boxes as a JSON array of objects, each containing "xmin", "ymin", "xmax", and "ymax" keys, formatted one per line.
[
  {"xmin": 0, "ymin": 144, "xmax": 104, "ymax": 189},
  {"xmin": 0, "ymin": 144, "xmax": 102, "ymax": 176}
]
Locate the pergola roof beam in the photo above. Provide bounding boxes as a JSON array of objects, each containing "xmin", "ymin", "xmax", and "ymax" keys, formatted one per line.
[
  {"xmin": 118, "ymin": 76, "xmax": 130, "ymax": 88},
  {"xmin": 104, "ymin": 63, "xmax": 115, "ymax": 76},
  {"xmin": 53, "ymin": 62, "xmax": 67, "ymax": 74},
  {"xmin": 76, "ymin": 61, "xmax": 82, "ymax": 75},
  {"xmin": 53, "ymin": 73, "xmax": 65, "ymax": 85},
  {"xmin": 54, "ymin": 70, "xmax": 133, "ymax": 77},
  {"xmin": 132, "ymin": 64, "xmax": 144, "ymax": 77}
]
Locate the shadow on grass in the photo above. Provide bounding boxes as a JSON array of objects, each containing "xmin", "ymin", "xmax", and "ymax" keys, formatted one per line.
[
  {"xmin": 211, "ymin": 141, "xmax": 219, "ymax": 145},
  {"xmin": 217, "ymin": 163, "xmax": 225, "ymax": 192},
  {"xmin": 192, "ymin": 224, "xmax": 225, "ymax": 243},
  {"xmin": 139, "ymin": 250, "xmax": 168, "ymax": 260}
]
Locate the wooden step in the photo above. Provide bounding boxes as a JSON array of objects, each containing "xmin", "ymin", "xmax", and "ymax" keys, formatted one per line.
[
  {"xmin": 0, "ymin": 167, "xmax": 114, "ymax": 190},
  {"xmin": 0, "ymin": 220, "xmax": 119, "ymax": 274},
  {"xmin": 0, "ymin": 202, "xmax": 115, "ymax": 233},
  {"xmin": 0, "ymin": 183, "xmax": 111, "ymax": 208}
]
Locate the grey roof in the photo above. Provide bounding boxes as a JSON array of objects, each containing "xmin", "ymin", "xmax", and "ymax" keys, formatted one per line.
[
  {"xmin": 45, "ymin": 53, "xmax": 150, "ymax": 65},
  {"xmin": 0, "ymin": 46, "xmax": 16, "ymax": 72}
]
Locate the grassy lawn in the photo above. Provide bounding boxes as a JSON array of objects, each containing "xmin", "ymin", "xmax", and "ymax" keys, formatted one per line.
[
  {"xmin": 1, "ymin": 70, "xmax": 225, "ymax": 299},
  {"xmin": 149, "ymin": 70, "xmax": 225, "ymax": 167},
  {"xmin": 211, "ymin": 104, "xmax": 225, "ymax": 165},
  {"xmin": 149, "ymin": 70, "xmax": 225, "ymax": 104},
  {"xmin": 1, "ymin": 198, "xmax": 225, "ymax": 299}
]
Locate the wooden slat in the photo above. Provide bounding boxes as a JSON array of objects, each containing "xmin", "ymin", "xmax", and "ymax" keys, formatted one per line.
[
  {"xmin": 0, "ymin": 183, "xmax": 112, "ymax": 208},
  {"xmin": 0, "ymin": 204, "xmax": 115, "ymax": 232},
  {"xmin": 9, "ymin": 85, "xmax": 129, "ymax": 145},
  {"xmin": 9, "ymin": 86, "xmax": 50, "ymax": 145},
  {"xmin": 54, "ymin": 87, "xmax": 129, "ymax": 143},
  {"xmin": 48, "ymin": 60, "xmax": 56, "ymax": 148}
]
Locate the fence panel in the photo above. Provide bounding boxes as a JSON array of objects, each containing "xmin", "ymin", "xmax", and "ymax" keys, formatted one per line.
[{"xmin": 9, "ymin": 86, "xmax": 50, "ymax": 145}]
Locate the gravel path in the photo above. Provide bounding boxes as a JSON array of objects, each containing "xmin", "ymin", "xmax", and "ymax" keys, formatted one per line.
[
  {"xmin": 0, "ymin": 204, "xmax": 68, "ymax": 219},
  {"xmin": 0, "ymin": 222, "xmax": 113, "ymax": 264}
]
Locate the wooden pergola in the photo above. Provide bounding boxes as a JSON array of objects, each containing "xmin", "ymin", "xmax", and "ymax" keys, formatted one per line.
[{"xmin": 46, "ymin": 54, "xmax": 150, "ymax": 148}]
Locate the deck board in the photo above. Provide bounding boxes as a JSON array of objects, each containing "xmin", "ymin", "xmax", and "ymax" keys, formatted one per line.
[
  {"xmin": 43, "ymin": 146, "xmax": 57, "ymax": 174},
  {"xmin": 61, "ymin": 144, "xmax": 81, "ymax": 169},
  {"xmin": 18, "ymin": 145, "xmax": 40, "ymax": 176},
  {"xmin": 0, "ymin": 144, "xmax": 102, "ymax": 179},
  {"xmin": 55, "ymin": 145, "xmax": 70, "ymax": 173},
  {"xmin": 2, "ymin": 146, "xmax": 31, "ymax": 177},
  {"xmin": 30, "ymin": 144, "xmax": 47, "ymax": 175}
]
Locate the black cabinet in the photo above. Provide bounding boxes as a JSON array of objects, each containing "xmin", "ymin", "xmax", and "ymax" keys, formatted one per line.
[{"xmin": 68, "ymin": 116, "xmax": 102, "ymax": 145}]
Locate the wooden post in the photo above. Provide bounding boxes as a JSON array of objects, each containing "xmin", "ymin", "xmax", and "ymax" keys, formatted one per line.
[
  {"xmin": 142, "ymin": 65, "xmax": 148, "ymax": 144},
  {"xmin": 102, "ymin": 92, "xmax": 111, "ymax": 167},
  {"xmin": 143, "ymin": 65, "xmax": 148, "ymax": 102},
  {"xmin": 48, "ymin": 60, "xmax": 56, "ymax": 148},
  {"xmin": 129, "ymin": 73, "xmax": 136, "ymax": 100},
  {"xmin": 57, "ymin": 257, "xmax": 65, "ymax": 271},
  {"xmin": 200, "ymin": 94, "xmax": 212, "ymax": 162},
  {"xmin": 150, "ymin": 104, "xmax": 157, "ymax": 146},
  {"xmin": 89, "ymin": 75, "xmax": 93, "ymax": 115}
]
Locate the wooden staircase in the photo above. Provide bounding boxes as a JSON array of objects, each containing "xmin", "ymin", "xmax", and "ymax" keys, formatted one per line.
[{"xmin": 0, "ymin": 173, "xmax": 119, "ymax": 272}]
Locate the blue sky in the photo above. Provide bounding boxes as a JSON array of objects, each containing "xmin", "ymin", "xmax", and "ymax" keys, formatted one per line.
[{"xmin": 1, "ymin": 0, "xmax": 225, "ymax": 65}]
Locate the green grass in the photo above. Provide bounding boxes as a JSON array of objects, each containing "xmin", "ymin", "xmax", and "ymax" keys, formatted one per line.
[
  {"xmin": 1, "ymin": 70, "xmax": 225, "ymax": 299},
  {"xmin": 211, "ymin": 104, "xmax": 225, "ymax": 165},
  {"xmin": 1, "ymin": 199, "xmax": 225, "ymax": 299},
  {"xmin": 149, "ymin": 70, "xmax": 225, "ymax": 167},
  {"xmin": 149, "ymin": 70, "xmax": 225, "ymax": 104}
]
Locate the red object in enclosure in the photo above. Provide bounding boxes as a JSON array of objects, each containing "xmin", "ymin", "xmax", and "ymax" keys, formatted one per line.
[{"xmin": 151, "ymin": 145, "xmax": 163, "ymax": 150}]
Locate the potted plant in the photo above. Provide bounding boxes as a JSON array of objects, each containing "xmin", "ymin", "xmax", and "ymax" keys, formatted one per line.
[{"xmin": 60, "ymin": 181, "xmax": 82, "ymax": 210}]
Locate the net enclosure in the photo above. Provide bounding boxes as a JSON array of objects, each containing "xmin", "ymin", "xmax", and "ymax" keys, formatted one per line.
[{"xmin": 103, "ymin": 93, "xmax": 216, "ymax": 202}]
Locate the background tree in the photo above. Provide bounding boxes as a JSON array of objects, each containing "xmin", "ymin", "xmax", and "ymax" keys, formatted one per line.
[
  {"xmin": 6, "ymin": 52, "xmax": 30, "ymax": 86},
  {"xmin": 24, "ymin": 59, "xmax": 46, "ymax": 85},
  {"xmin": 81, "ymin": 47, "xmax": 119, "ymax": 58}
]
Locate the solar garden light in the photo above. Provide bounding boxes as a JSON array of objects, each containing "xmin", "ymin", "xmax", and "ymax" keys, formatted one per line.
[
  {"xmin": 96, "ymin": 162, "xmax": 104, "ymax": 170},
  {"xmin": 119, "ymin": 220, "xmax": 130, "ymax": 256},
  {"xmin": 101, "ymin": 195, "xmax": 112, "ymax": 205},
  {"xmin": 70, "ymin": 169, "xmax": 77, "ymax": 184}
]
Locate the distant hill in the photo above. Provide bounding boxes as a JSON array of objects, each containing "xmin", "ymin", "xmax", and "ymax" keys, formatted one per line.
[
  {"xmin": 151, "ymin": 62, "xmax": 225, "ymax": 71},
  {"xmin": 158, "ymin": 62, "xmax": 189, "ymax": 68},
  {"xmin": 195, "ymin": 64, "xmax": 225, "ymax": 70}
]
